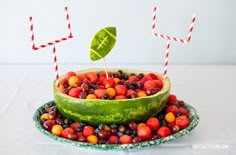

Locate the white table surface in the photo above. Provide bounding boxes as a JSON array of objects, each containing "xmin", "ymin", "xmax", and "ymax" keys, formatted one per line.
[{"xmin": 0, "ymin": 64, "xmax": 235, "ymax": 155}]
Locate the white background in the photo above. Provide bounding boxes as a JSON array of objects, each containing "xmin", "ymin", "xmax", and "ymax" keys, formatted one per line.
[{"xmin": 0, "ymin": 0, "xmax": 235, "ymax": 65}]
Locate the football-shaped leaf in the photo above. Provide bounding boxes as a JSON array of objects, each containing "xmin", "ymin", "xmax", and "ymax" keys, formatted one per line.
[{"xmin": 90, "ymin": 27, "xmax": 116, "ymax": 61}]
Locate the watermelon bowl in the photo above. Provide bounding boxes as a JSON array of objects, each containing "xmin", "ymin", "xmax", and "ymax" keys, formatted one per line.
[{"xmin": 54, "ymin": 68, "xmax": 171, "ymax": 126}]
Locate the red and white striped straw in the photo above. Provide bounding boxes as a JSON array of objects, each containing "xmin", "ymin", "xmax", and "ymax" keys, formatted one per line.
[
  {"xmin": 163, "ymin": 40, "xmax": 170, "ymax": 79},
  {"xmin": 29, "ymin": 6, "xmax": 73, "ymax": 87},
  {"xmin": 152, "ymin": 6, "xmax": 196, "ymax": 44},
  {"xmin": 52, "ymin": 45, "xmax": 60, "ymax": 87},
  {"xmin": 152, "ymin": 5, "xmax": 196, "ymax": 78},
  {"xmin": 29, "ymin": 7, "xmax": 73, "ymax": 50}
]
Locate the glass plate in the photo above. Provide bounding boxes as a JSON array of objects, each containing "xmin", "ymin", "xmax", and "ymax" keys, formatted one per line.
[{"xmin": 33, "ymin": 101, "xmax": 199, "ymax": 151}]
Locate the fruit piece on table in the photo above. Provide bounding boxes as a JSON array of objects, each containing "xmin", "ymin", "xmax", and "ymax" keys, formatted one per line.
[
  {"xmin": 94, "ymin": 89, "xmax": 107, "ymax": 99},
  {"xmin": 67, "ymin": 133, "xmax": 78, "ymax": 140},
  {"xmin": 98, "ymin": 130, "xmax": 110, "ymax": 140},
  {"xmin": 146, "ymin": 88, "xmax": 160, "ymax": 96},
  {"xmin": 103, "ymin": 77, "xmax": 115, "ymax": 88},
  {"xmin": 108, "ymin": 135, "xmax": 119, "ymax": 144},
  {"xmin": 61, "ymin": 127, "xmax": 74, "ymax": 139},
  {"xmin": 146, "ymin": 117, "xmax": 160, "ymax": 131},
  {"xmin": 68, "ymin": 76, "xmax": 79, "ymax": 87},
  {"xmin": 137, "ymin": 125, "xmax": 152, "ymax": 140},
  {"xmin": 115, "ymin": 85, "xmax": 127, "ymax": 96},
  {"xmin": 87, "ymin": 135, "xmax": 98, "ymax": 144},
  {"xmin": 128, "ymin": 122, "xmax": 137, "ymax": 130},
  {"xmin": 166, "ymin": 105, "xmax": 179, "ymax": 115},
  {"xmin": 165, "ymin": 112, "xmax": 176, "ymax": 123},
  {"xmin": 172, "ymin": 125, "xmax": 180, "ymax": 133},
  {"xmin": 137, "ymin": 91, "xmax": 147, "ymax": 97},
  {"xmin": 43, "ymin": 120, "xmax": 53, "ymax": 131},
  {"xmin": 175, "ymin": 115, "xmax": 190, "ymax": 129},
  {"xmin": 128, "ymin": 76, "xmax": 139, "ymax": 82},
  {"xmin": 113, "ymin": 77, "xmax": 120, "ymax": 85},
  {"xmin": 40, "ymin": 113, "xmax": 49, "ymax": 120},
  {"xmin": 68, "ymin": 87, "xmax": 81, "ymax": 98},
  {"xmin": 178, "ymin": 107, "xmax": 189, "ymax": 116},
  {"xmin": 86, "ymin": 72, "xmax": 98, "ymax": 84},
  {"xmin": 86, "ymin": 94, "xmax": 97, "ymax": 99},
  {"xmin": 168, "ymin": 94, "xmax": 177, "ymax": 103},
  {"xmin": 70, "ymin": 122, "xmax": 81, "ymax": 132},
  {"xmin": 146, "ymin": 73, "xmax": 158, "ymax": 80},
  {"xmin": 153, "ymin": 80, "xmax": 163, "ymax": 89},
  {"xmin": 144, "ymin": 80, "xmax": 158, "ymax": 90},
  {"xmin": 119, "ymin": 134, "xmax": 132, "ymax": 144},
  {"xmin": 64, "ymin": 71, "xmax": 77, "ymax": 81},
  {"xmin": 83, "ymin": 126, "xmax": 95, "ymax": 137},
  {"xmin": 157, "ymin": 127, "xmax": 171, "ymax": 138},
  {"xmin": 51, "ymin": 124, "xmax": 63, "ymax": 136},
  {"xmin": 114, "ymin": 95, "xmax": 126, "ymax": 100},
  {"xmin": 99, "ymin": 71, "xmax": 110, "ymax": 78},
  {"xmin": 77, "ymin": 74, "xmax": 87, "ymax": 81},
  {"xmin": 106, "ymin": 88, "xmax": 116, "ymax": 98}
]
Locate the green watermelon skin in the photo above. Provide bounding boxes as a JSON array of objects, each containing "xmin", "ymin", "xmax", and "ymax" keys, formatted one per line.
[{"xmin": 54, "ymin": 69, "xmax": 171, "ymax": 126}]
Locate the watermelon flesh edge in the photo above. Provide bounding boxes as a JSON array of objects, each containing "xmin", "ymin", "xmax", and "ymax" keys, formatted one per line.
[{"xmin": 54, "ymin": 68, "xmax": 171, "ymax": 126}]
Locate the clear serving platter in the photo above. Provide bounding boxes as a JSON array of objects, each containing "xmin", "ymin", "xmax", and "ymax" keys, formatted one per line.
[{"xmin": 33, "ymin": 101, "xmax": 199, "ymax": 151}]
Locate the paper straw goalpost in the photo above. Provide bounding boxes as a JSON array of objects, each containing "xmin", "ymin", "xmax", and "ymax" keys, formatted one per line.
[
  {"xmin": 152, "ymin": 5, "xmax": 196, "ymax": 79},
  {"xmin": 29, "ymin": 7, "xmax": 73, "ymax": 87}
]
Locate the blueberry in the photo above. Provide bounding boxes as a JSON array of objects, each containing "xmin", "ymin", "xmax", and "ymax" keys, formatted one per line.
[
  {"xmin": 126, "ymin": 95, "xmax": 131, "ymax": 99},
  {"xmin": 90, "ymin": 84, "xmax": 97, "ymax": 89},
  {"xmin": 128, "ymin": 85, "xmax": 136, "ymax": 90},
  {"xmin": 176, "ymin": 111, "xmax": 182, "ymax": 117},
  {"xmin": 98, "ymin": 124, "xmax": 105, "ymax": 130},
  {"xmin": 104, "ymin": 94, "xmax": 110, "ymax": 100},
  {"xmin": 161, "ymin": 120, "xmax": 168, "ymax": 127},
  {"xmin": 63, "ymin": 119, "xmax": 70, "ymax": 125},
  {"xmin": 56, "ymin": 113, "xmax": 63, "ymax": 118},
  {"xmin": 110, "ymin": 123, "xmax": 118, "ymax": 129},
  {"xmin": 117, "ymin": 131, "xmax": 124, "ymax": 137},
  {"xmin": 132, "ymin": 129, "xmax": 137, "ymax": 136},
  {"xmin": 131, "ymin": 134, "xmax": 136, "ymax": 138},
  {"xmin": 121, "ymin": 74, "xmax": 128, "ymax": 80},
  {"xmin": 76, "ymin": 127, "xmax": 83, "ymax": 132},
  {"xmin": 131, "ymin": 82, "xmax": 137, "ymax": 87},
  {"xmin": 157, "ymin": 114, "xmax": 164, "ymax": 120},
  {"xmin": 62, "ymin": 124, "xmax": 69, "ymax": 129},
  {"xmin": 80, "ymin": 122, "xmax": 87, "ymax": 128},
  {"xmin": 95, "ymin": 128, "xmax": 100, "ymax": 134},
  {"xmin": 125, "ymin": 129, "xmax": 132, "ymax": 135},
  {"xmin": 118, "ymin": 70, "xmax": 123, "ymax": 74}
]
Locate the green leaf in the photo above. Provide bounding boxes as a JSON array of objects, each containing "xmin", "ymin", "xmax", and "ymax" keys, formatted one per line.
[{"xmin": 90, "ymin": 27, "xmax": 116, "ymax": 61}]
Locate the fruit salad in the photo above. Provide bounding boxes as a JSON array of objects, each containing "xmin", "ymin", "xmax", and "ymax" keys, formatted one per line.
[{"xmin": 58, "ymin": 70, "xmax": 163, "ymax": 100}]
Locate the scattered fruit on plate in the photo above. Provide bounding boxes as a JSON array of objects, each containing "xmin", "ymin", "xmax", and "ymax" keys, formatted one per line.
[{"xmin": 38, "ymin": 94, "xmax": 191, "ymax": 145}]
